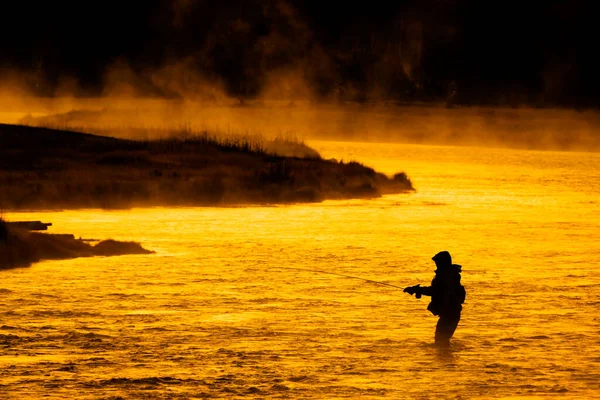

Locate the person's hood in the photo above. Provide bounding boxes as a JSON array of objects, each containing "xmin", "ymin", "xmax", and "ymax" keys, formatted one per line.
[{"xmin": 432, "ymin": 251, "xmax": 452, "ymax": 266}]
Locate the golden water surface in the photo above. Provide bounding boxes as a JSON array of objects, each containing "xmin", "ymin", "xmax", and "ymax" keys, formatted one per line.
[{"xmin": 2, "ymin": 141, "xmax": 599, "ymax": 399}]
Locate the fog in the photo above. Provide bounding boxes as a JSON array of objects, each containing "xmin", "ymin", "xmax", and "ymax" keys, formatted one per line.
[
  {"xmin": 1, "ymin": 0, "xmax": 599, "ymax": 152},
  {"xmin": 1, "ymin": 84, "xmax": 599, "ymax": 153}
]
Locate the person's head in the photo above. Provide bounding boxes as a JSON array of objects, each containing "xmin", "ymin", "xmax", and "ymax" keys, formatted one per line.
[{"xmin": 432, "ymin": 251, "xmax": 452, "ymax": 269}]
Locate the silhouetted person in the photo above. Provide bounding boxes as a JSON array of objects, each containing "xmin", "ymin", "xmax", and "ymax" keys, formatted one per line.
[{"xmin": 404, "ymin": 251, "xmax": 466, "ymax": 346}]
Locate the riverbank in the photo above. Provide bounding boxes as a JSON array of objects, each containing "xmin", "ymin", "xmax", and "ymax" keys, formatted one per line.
[
  {"xmin": 0, "ymin": 217, "xmax": 153, "ymax": 269},
  {"xmin": 0, "ymin": 124, "xmax": 413, "ymax": 210}
]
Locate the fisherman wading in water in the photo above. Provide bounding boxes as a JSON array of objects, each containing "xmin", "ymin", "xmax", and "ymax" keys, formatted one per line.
[{"xmin": 404, "ymin": 251, "xmax": 466, "ymax": 346}]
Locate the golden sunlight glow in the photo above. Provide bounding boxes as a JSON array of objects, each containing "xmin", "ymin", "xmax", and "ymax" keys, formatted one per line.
[{"xmin": 2, "ymin": 141, "xmax": 599, "ymax": 397}]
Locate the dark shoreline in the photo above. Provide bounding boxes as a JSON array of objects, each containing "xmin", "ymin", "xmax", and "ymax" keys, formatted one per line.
[
  {"xmin": 0, "ymin": 124, "xmax": 414, "ymax": 211},
  {"xmin": 0, "ymin": 219, "xmax": 153, "ymax": 270}
]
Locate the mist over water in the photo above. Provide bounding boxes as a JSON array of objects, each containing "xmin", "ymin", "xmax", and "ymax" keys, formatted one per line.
[
  {"xmin": 1, "ymin": 95, "xmax": 599, "ymax": 152},
  {"xmin": 2, "ymin": 142, "xmax": 599, "ymax": 398}
]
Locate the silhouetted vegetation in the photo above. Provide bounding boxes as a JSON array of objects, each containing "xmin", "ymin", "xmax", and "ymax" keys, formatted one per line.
[
  {"xmin": 0, "ymin": 124, "xmax": 413, "ymax": 210},
  {"xmin": 0, "ymin": 216, "xmax": 8, "ymax": 243},
  {"xmin": 19, "ymin": 111, "xmax": 321, "ymax": 158},
  {"xmin": 0, "ymin": 221, "xmax": 153, "ymax": 270}
]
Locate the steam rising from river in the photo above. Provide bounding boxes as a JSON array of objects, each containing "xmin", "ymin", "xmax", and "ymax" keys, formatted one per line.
[
  {"xmin": 1, "ymin": 0, "xmax": 599, "ymax": 152},
  {"xmin": 1, "ymin": 64, "xmax": 599, "ymax": 152}
]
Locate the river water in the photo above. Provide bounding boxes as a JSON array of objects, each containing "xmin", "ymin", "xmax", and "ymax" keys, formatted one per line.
[{"xmin": 2, "ymin": 141, "xmax": 599, "ymax": 399}]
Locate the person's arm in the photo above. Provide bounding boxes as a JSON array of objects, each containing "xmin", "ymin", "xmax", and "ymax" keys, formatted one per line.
[{"xmin": 417, "ymin": 286, "xmax": 433, "ymax": 296}]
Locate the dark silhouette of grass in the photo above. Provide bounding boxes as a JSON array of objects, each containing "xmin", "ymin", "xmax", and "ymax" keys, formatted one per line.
[
  {"xmin": 0, "ymin": 218, "xmax": 153, "ymax": 270},
  {"xmin": 20, "ymin": 120, "xmax": 321, "ymax": 159},
  {"xmin": 0, "ymin": 216, "xmax": 8, "ymax": 243},
  {"xmin": 0, "ymin": 123, "xmax": 414, "ymax": 210}
]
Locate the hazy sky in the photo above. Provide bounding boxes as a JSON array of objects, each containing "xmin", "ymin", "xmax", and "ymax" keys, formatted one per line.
[{"xmin": 1, "ymin": 0, "xmax": 599, "ymax": 107}]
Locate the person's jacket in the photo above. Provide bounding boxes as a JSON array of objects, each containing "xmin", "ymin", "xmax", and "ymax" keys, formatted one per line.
[{"xmin": 421, "ymin": 264, "xmax": 466, "ymax": 316}]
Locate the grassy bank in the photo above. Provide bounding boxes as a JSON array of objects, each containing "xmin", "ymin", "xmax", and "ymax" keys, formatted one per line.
[
  {"xmin": 0, "ymin": 124, "xmax": 413, "ymax": 210},
  {"xmin": 0, "ymin": 217, "xmax": 153, "ymax": 270}
]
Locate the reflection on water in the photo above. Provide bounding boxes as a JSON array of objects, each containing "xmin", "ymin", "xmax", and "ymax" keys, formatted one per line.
[{"xmin": 1, "ymin": 142, "xmax": 599, "ymax": 398}]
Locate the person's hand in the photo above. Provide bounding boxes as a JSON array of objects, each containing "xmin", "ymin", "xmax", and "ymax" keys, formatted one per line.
[
  {"xmin": 404, "ymin": 285, "xmax": 422, "ymax": 298},
  {"xmin": 404, "ymin": 285, "xmax": 417, "ymax": 295}
]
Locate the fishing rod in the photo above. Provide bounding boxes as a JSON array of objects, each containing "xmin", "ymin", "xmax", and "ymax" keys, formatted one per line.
[{"xmin": 270, "ymin": 266, "xmax": 405, "ymax": 291}]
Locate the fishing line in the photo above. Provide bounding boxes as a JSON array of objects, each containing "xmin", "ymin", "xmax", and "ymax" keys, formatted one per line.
[{"xmin": 269, "ymin": 266, "xmax": 404, "ymax": 290}]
